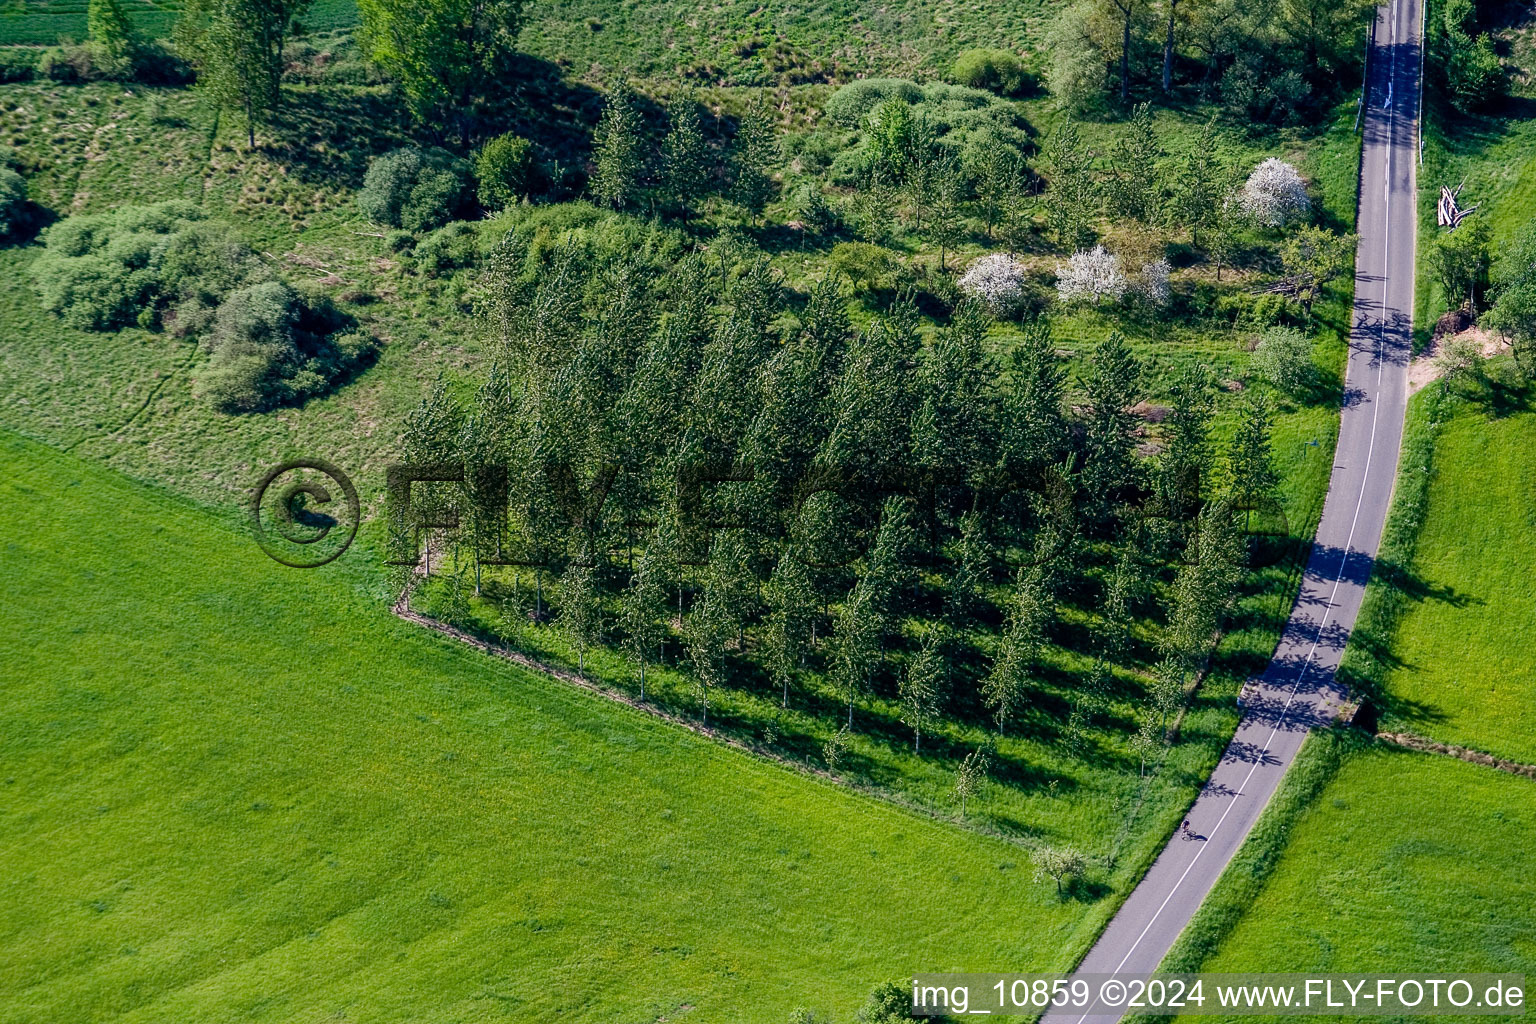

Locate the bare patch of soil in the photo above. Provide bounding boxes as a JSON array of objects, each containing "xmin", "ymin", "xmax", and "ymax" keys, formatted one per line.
[{"xmin": 1408, "ymin": 323, "xmax": 1508, "ymax": 394}]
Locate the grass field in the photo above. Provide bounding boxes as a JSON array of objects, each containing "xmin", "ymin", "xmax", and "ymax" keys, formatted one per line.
[
  {"xmin": 0, "ymin": 0, "xmax": 1045, "ymax": 79},
  {"xmin": 0, "ymin": 427, "xmax": 1132, "ymax": 1023},
  {"xmin": 1159, "ymin": 731, "xmax": 1536, "ymax": 1021},
  {"xmin": 0, "ymin": 0, "xmax": 359, "ymax": 46},
  {"xmin": 1336, "ymin": 381, "xmax": 1536, "ymax": 765}
]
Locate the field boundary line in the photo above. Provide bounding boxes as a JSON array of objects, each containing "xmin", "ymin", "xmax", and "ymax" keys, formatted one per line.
[{"xmin": 1376, "ymin": 730, "xmax": 1536, "ymax": 779}]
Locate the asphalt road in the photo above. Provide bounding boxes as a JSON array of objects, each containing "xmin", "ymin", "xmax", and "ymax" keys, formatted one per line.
[{"xmin": 1040, "ymin": 5, "xmax": 1420, "ymax": 1018}]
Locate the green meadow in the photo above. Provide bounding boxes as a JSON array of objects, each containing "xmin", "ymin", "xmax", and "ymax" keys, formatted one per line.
[
  {"xmin": 1155, "ymin": 731, "xmax": 1536, "ymax": 1024},
  {"xmin": 0, "ymin": 429, "xmax": 1100, "ymax": 1023}
]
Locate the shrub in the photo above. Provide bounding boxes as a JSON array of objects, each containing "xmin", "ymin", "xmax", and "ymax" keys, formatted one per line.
[
  {"xmin": 959, "ymin": 252, "xmax": 1029, "ymax": 316},
  {"xmin": 858, "ymin": 981, "xmax": 912, "ymax": 1023},
  {"xmin": 792, "ymin": 184, "xmax": 841, "ymax": 236},
  {"xmin": 1056, "ymin": 245, "xmax": 1128, "ymax": 305},
  {"xmin": 1130, "ymin": 258, "xmax": 1172, "ymax": 308},
  {"xmin": 1214, "ymin": 290, "xmax": 1292, "ymax": 331},
  {"xmin": 0, "ymin": 167, "xmax": 27, "ymax": 239},
  {"xmin": 949, "ymin": 48, "xmax": 1033, "ymax": 97},
  {"xmin": 413, "ymin": 221, "xmax": 481, "ymax": 278},
  {"xmin": 828, "ymin": 241, "xmax": 905, "ymax": 293},
  {"xmin": 1239, "ymin": 158, "xmax": 1311, "ymax": 228},
  {"xmin": 0, "ymin": 48, "xmax": 36, "ymax": 83},
  {"xmin": 1221, "ymin": 51, "xmax": 1310, "ymax": 125},
  {"xmin": 1253, "ymin": 325, "xmax": 1316, "ymax": 397},
  {"xmin": 357, "ymin": 147, "xmax": 472, "ymax": 230},
  {"xmin": 33, "ymin": 201, "xmax": 264, "ymax": 330},
  {"xmin": 1446, "ymin": 33, "xmax": 1502, "ymax": 112},
  {"xmin": 402, "ymin": 166, "xmax": 473, "ymax": 232},
  {"xmin": 34, "ymin": 204, "xmax": 375, "ymax": 411},
  {"xmin": 824, "ymin": 78, "xmax": 923, "ymax": 127},
  {"xmin": 475, "ymin": 133, "xmax": 537, "ymax": 210},
  {"xmin": 491, "ymin": 201, "xmax": 689, "ymax": 282},
  {"xmin": 195, "ymin": 282, "xmax": 377, "ymax": 413}
]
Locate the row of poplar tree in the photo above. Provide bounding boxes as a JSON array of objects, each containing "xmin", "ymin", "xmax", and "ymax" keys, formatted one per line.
[{"xmin": 398, "ymin": 235, "xmax": 1282, "ymax": 756}]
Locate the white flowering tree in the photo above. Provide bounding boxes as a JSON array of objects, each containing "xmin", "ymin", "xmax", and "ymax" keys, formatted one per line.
[
  {"xmin": 1239, "ymin": 158, "xmax": 1311, "ymax": 228},
  {"xmin": 1056, "ymin": 245, "xmax": 1128, "ymax": 305},
  {"xmin": 959, "ymin": 253, "xmax": 1030, "ymax": 316},
  {"xmin": 1131, "ymin": 258, "xmax": 1172, "ymax": 307}
]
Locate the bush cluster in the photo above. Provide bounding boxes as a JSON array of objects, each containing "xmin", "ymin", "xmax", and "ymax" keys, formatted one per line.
[
  {"xmin": 949, "ymin": 48, "xmax": 1034, "ymax": 97},
  {"xmin": 33, "ymin": 202, "xmax": 375, "ymax": 412},
  {"xmin": 475, "ymin": 133, "xmax": 537, "ymax": 211},
  {"xmin": 824, "ymin": 78, "xmax": 1031, "ymax": 185},
  {"xmin": 357, "ymin": 147, "xmax": 474, "ymax": 231},
  {"xmin": 34, "ymin": 38, "xmax": 190, "ymax": 85},
  {"xmin": 196, "ymin": 282, "xmax": 377, "ymax": 413},
  {"xmin": 828, "ymin": 241, "xmax": 907, "ymax": 292},
  {"xmin": 824, "ymin": 78, "xmax": 924, "ymax": 127},
  {"xmin": 33, "ymin": 201, "xmax": 260, "ymax": 330},
  {"xmin": 0, "ymin": 148, "xmax": 28, "ymax": 240}
]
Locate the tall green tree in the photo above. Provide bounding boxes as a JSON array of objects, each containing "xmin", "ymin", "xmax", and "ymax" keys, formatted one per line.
[
  {"xmin": 661, "ymin": 98, "xmax": 711, "ymax": 222},
  {"xmin": 953, "ymin": 748, "xmax": 989, "ymax": 818},
  {"xmin": 1043, "ymin": 117, "xmax": 1098, "ymax": 250},
  {"xmin": 88, "ymin": 0, "xmax": 136, "ymax": 73},
  {"xmin": 860, "ymin": 497, "xmax": 920, "ymax": 634},
  {"xmin": 943, "ymin": 513, "xmax": 991, "ymax": 630},
  {"xmin": 1280, "ymin": 225, "xmax": 1354, "ymax": 320},
  {"xmin": 1107, "ymin": 0, "xmax": 1145, "ymax": 102},
  {"xmin": 830, "ymin": 582, "xmax": 881, "ymax": 728},
  {"xmin": 1160, "ymin": 497, "xmax": 1243, "ymax": 675},
  {"xmin": 911, "ymin": 300, "xmax": 996, "ymax": 483},
  {"xmin": 707, "ymin": 530, "xmax": 759, "ymax": 649},
  {"xmin": 590, "ymin": 79, "xmax": 645, "ymax": 210},
  {"xmin": 1171, "ymin": 118, "xmax": 1224, "ymax": 248},
  {"xmin": 900, "ymin": 630, "xmax": 948, "ymax": 752},
  {"xmin": 729, "ymin": 101, "xmax": 778, "ymax": 224},
  {"xmin": 1226, "ymin": 392, "xmax": 1278, "ymax": 528},
  {"xmin": 1430, "ymin": 218, "xmax": 1492, "ymax": 311},
  {"xmin": 179, "ymin": 0, "xmax": 308, "ymax": 147},
  {"xmin": 763, "ymin": 548, "xmax": 817, "ymax": 707},
  {"xmin": 620, "ymin": 543, "xmax": 669, "ymax": 700},
  {"xmin": 930, "ymin": 153, "xmax": 968, "ymax": 271},
  {"xmin": 972, "ymin": 147, "xmax": 1019, "ymax": 240},
  {"xmin": 686, "ymin": 583, "xmax": 731, "ymax": 724},
  {"xmin": 1079, "ymin": 331, "xmax": 1143, "ymax": 526},
  {"xmin": 819, "ymin": 301, "xmax": 922, "ymax": 487},
  {"xmin": 560, "ymin": 559, "xmax": 601, "ymax": 676},
  {"xmin": 1109, "ymin": 103, "xmax": 1164, "ymax": 224},
  {"xmin": 357, "ymin": 0, "xmax": 524, "ymax": 142},
  {"xmin": 998, "ymin": 316, "xmax": 1067, "ymax": 478},
  {"xmin": 1486, "ymin": 223, "xmax": 1536, "ymax": 377},
  {"xmin": 1159, "ymin": 362, "xmax": 1217, "ymax": 523},
  {"xmin": 983, "ymin": 566, "xmax": 1051, "ymax": 734},
  {"xmin": 1159, "ymin": 0, "xmax": 1184, "ymax": 92}
]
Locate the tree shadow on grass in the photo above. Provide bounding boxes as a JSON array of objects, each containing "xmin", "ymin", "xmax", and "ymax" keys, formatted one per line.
[{"xmin": 270, "ymin": 86, "xmax": 416, "ymax": 188}]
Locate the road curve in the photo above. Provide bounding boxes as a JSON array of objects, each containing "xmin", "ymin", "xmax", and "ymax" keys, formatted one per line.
[{"xmin": 1041, "ymin": 4, "xmax": 1420, "ymax": 1018}]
